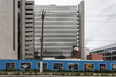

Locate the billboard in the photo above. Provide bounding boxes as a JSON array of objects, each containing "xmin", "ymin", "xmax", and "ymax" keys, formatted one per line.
[
  {"xmin": 84, "ymin": 63, "xmax": 94, "ymax": 70},
  {"xmin": 21, "ymin": 63, "xmax": 31, "ymax": 69},
  {"xmin": 112, "ymin": 64, "xmax": 116, "ymax": 70},
  {"xmin": 99, "ymin": 64, "xmax": 106, "ymax": 70},
  {"xmin": 68, "ymin": 63, "xmax": 78, "ymax": 70}
]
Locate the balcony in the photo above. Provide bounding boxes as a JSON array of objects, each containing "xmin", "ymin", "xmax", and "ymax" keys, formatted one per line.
[
  {"xmin": 25, "ymin": 51, "xmax": 34, "ymax": 54},
  {"xmin": 25, "ymin": 11, "xmax": 33, "ymax": 13},
  {"xmin": 25, "ymin": 24, "xmax": 33, "ymax": 27},
  {"xmin": 25, "ymin": 15, "xmax": 33, "ymax": 18},
  {"xmin": 25, "ymin": 42, "xmax": 33, "ymax": 45},
  {"xmin": 25, "ymin": 28, "xmax": 33, "ymax": 31},
  {"xmin": 25, "ymin": 37, "xmax": 33, "ymax": 40},
  {"xmin": 25, "ymin": 19, "xmax": 33, "ymax": 22},
  {"xmin": 25, "ymin": 32, "xmax": 33, "ymax": 35},
  {"xmin": 25, "ymin": 55, "xmax": 33, "ymax": 58},
  {"xmin": 25, "ymin": 5, "xmax": 33, "ymax": 9},
  {"xmin": 25, "ymin": 46, "xmax": 33, "ymax": 49}
]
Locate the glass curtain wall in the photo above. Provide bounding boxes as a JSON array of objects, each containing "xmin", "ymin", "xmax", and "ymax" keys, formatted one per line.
[{"xmin": 34, "ymin": 5, "xmax": 77, "ymax": 59}]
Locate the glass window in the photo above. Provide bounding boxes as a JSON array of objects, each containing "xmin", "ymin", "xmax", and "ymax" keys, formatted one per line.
[
  {"xmin": 6, "ymin": 62, "xmax": 15, "ymax": 69},
  {"xmin": 112, "ymin": 47, "xmax": 116, "ymax": 50},
  {"xmin": 38, "ymin": 63, "xmax": 47, "ymax": 70},
  {"xmin": 53, "ymin": 63, "xmax": 63, "ymax": 70}
]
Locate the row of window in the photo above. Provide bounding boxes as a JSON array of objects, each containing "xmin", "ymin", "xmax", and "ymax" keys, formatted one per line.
[
  {"xmin": 6, "ymin": 62, "xmax": 47, "ymax": 70},
  {"xmin": 34, "ymin": 27, "xmax": 76, "ymax": 29},
  {"xmin": 34, "ymin": 31, "xmax": 76, "ymax": 33},
  {"xmin": 91, "ymin": 47, "xmax": 116, "ymax": 54},
  {"xmin": 5, "ymin": 62, "xmax": 116, "ymax": 70}
]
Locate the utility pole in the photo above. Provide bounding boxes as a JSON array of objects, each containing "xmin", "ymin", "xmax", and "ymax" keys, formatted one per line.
[{"xmin": 40, "ymin": 10, "xmax": 46, "ymax": 74}]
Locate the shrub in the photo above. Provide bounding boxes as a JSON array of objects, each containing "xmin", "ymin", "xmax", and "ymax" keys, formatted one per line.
[
  {"xmin": 34, "ymin": 69, "xmax": 39, "ymax": 72},
  {"xmin": 25, "ymin": 69, "xmax": 30, "ymax": 72},
  {"xmin": 67, "ymin": 70, "xmax": 72, "ymax": 72},
  {"xmin": 62, "ymin": 70, "xmax": 66, "ymax": 72},
  {"xmin": 1, "ymin": 69, "xmax": 8, "ymax": 71},
  {"xmin": 57, "ymin": 69, "xmax": 62, "ymax": 72},
  {"xmin": 12, "ymin": 69, "xmax": 17, "ymax": 71},
  {"xmin": 17, "ymin": 69, "xmax": 21, "ymax": 71}
]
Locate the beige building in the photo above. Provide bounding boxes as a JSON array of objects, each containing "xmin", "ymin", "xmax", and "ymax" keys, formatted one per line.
[
  {"xmin": 18, "ymin": 0, "xmax": 34, "ymax": 60},
  {"xmin": 0, "ymin": 0, "xmax": 18, "ymax": 59},
  {"xmin": 84, "ymin": 47, "xmax": 89, "ymax": 60}
]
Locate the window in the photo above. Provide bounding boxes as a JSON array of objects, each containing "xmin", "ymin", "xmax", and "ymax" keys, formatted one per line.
[
  {"xmin": 38, "ymin": 63, "xmax": 47, "ymax": 70},
  {"xmin": 6, "ymin": 62, "xmax": 15, "ymax": 69},
  {"xmin": 25, "ymin": 9, "xmax": 33, "ymax": 11},
  {"xmin": 112, "ymin": 47, "xmax": 116, "ymax": 50},
  {"xmin": 53, "ymin": 63, "xmax": 63, "ymax": 70},
  {"xmin": 25, "ymin": 3, "xmax": 33, "ymax": 5},
  {"xmin": 25, "ymin": 13, "xmax": 33, "ymax": 15}
]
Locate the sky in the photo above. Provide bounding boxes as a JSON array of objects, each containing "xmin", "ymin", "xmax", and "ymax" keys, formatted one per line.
[{"xmin": 34, "ymin": 0, "xmax": 116, "ymax": 53}]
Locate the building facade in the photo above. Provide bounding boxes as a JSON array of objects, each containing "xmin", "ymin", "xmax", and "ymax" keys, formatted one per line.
[
  {"xmin": 34, "ymin": 5, "xmax": 77, "ymax": 59},
  {"xmin": 34, "ymin": 1, "xmax": 84, "ymax": 59},
  {"xmin": 0, "ymin": 0, "xmax": 18, "ymax": 59},
  {"xmin": 89, "ymin": 43, "xmax": 116, "ymax": 61},
  {"xmin": 18, "ymin": 0, "xmax": 34, "ymax": 60},
  {"xmin": 77, "ymin": 1, "xmax": 85, "ymax": 60},
  {"xmin": 87, "ymin": 54, "xmax": 103, "ymax": 60},
  {"xmin": 84, "ymin": 47, "xmax": 89, "ymax": 60}
]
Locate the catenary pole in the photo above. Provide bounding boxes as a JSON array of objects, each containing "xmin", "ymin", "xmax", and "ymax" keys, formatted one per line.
[{"xmin": 40, "ymin": 10, "xmax": 46, "ymax": 74}]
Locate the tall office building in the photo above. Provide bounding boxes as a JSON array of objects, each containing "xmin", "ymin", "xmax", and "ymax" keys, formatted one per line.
[
  {"xmin": 18, "ymin": 0, "xmax": 34, "ymax": 60},
  {"xmin": 34, "ymin": 1, "xmax": 84, "ymax": 59},
  {"xmin": 77, "ymin": 1, "xmax": 84, "ymax": 60},
  {"xmin": 0, "ymin": 0, "xmax": 18, "ymax": 59}
]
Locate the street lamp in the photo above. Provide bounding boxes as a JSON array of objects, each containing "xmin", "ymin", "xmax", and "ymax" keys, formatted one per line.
[{"xmin": 40, "ymin": 10, "xmax": 46, "ymax": 74}]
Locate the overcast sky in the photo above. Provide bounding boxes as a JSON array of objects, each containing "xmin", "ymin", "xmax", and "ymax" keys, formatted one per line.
[{"xmin": 34, "ymin": 0, "xmax": 116, "ymax": 52}]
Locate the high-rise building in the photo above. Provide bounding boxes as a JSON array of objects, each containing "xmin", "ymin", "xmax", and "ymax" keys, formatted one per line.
[
  {"xmin": 77, "ymin": 1, "xmax": 84, "ymax": 60},
  {"xmin": 34, "ymin": 1, "xmax": 84, "ymax": 59},
  {"xmin": 18, "ymin": 0, "xmax": 34, "ymax": 60},
  {"xmin": 0, "ymin": 0, "xmax": 18, "ymax": 59}
]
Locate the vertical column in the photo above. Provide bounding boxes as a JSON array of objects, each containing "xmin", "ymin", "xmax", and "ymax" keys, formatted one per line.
[
  {"xmin": 78, "ymin": 1, "xmax": 85, "ymax": 60},
  {"xmin": 20, "ymin": 0, "xmax": 26, "ymax": 60}
]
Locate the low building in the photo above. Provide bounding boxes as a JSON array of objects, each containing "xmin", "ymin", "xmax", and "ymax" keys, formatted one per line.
[
  {"xmin": 89, "ymin": 43, "xmax": 116, "ymax": 61},
  {"xmin": 87, "ymin": 54, "xmax": 103, "ymax": 60},
  {"xmin": 70, "ymin": 50, "xmax": 79, "ymax": 59},
  {"xmin": 84, "ymin": 47, "xmax": 89, "ymax": 60}
]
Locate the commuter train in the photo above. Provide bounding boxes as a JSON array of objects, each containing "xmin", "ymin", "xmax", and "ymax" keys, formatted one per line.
[{"xmin": 1, "ymin": 59, "xmax": 116, "ymax": 71}]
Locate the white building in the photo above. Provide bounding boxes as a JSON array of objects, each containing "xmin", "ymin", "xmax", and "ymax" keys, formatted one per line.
[{"xmin": 89, "ymin": 43, "xmax": 116, "ymax": 61}]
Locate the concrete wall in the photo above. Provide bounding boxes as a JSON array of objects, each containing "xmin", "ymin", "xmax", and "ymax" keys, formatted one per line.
[
  {"xmin": 0, "ymin": 0, "xmax": 17, "ymax": 59},
  {"xmin": 19, "ymin": 0, "xmax": 34, "ymax": 60},
  {"xmin": 78, "ymin": 1, "xmax": 85, "ymax": 60}
]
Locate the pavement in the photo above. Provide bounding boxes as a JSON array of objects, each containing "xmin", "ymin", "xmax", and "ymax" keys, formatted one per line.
[{"xmin": 0, "ymin": 76, "xmax": 114, "ymax": 77}]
